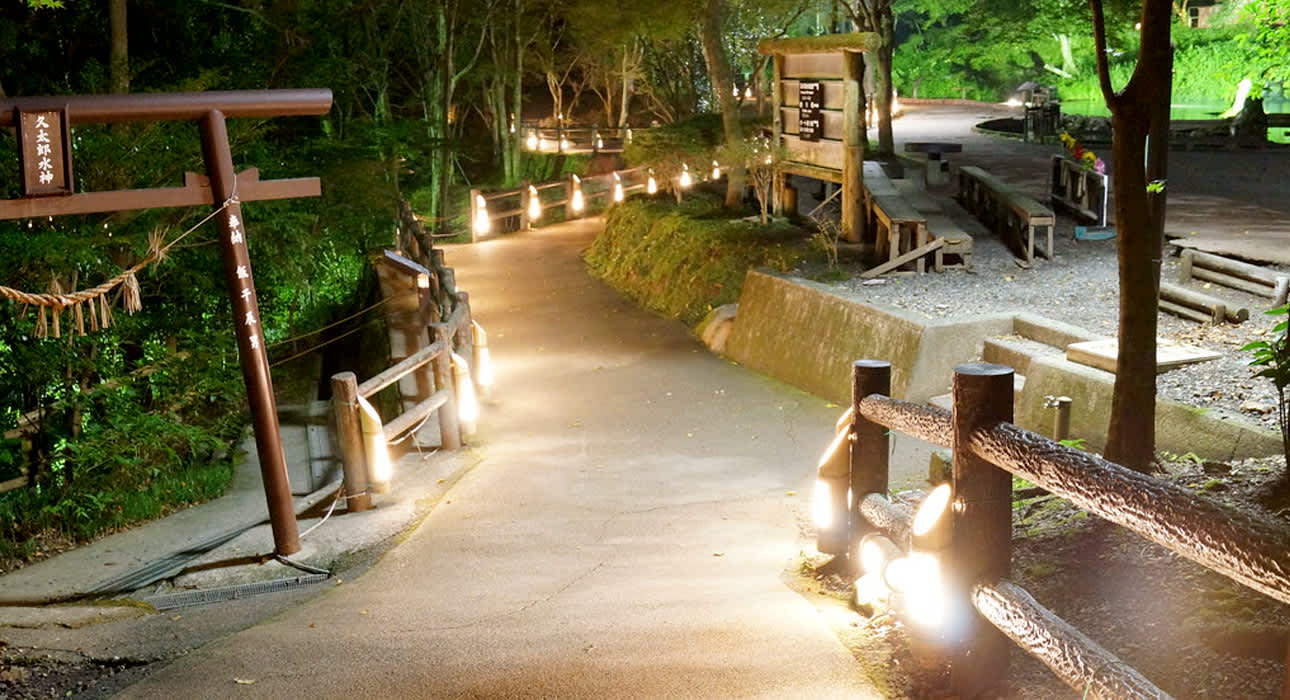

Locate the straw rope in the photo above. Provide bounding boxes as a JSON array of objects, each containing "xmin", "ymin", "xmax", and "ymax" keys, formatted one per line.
[{"xmin": 1, "ymin": 190, "xmax": 238, "ymax": 338}]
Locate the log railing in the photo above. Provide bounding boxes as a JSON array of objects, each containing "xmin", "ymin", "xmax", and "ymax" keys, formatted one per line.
[
  {"xmin": 825, "ymin": 359, "xmax": 1290, "ymax": 699},
  {"xmin": 519, "ymin": 124, "xmax": 634, "ymax": 154},
  {"xmin": 329, "ymin": 266, "xmax": 481, "ymax": 513},
  {"xmin": 469, "ymin": 166, "xmax": 651, "ymax": 241}
]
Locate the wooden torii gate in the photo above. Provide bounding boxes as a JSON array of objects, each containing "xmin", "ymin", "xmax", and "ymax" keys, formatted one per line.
[
  {"xmin": 758, "ymin": 33, "xmax": 879, "ymax": 242},
  {"xmin": 0, "ymin": 89, "xmax": 333, "ymax": 556}
]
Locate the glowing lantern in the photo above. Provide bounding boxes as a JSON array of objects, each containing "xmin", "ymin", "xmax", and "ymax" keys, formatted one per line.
[
  {"xmin": 711, "ymin": 160, "xmax": 721, "ymax": 180},
  {"xmin": 612, "ymin": 173, "xmax": 625, "ymax": 202},
  {"xmin": 527, "ymin": 185, "xmax": 542, "ymax": 221},
  {"xmin": 472, "ymin": 193, "xmax": 491, "ymax": 236},
  {"xmin": 647, "ymin": 171, "xmax": 658, "ymax": 195},
  {"xmin": 526, "ymin": 133, "xmax": 538, "ymax": 150},
  {"xmin": 356, "ymin": 395, "xmax": 392, "ymax": 492},
  {"xmin": 571, "ymin": 174, "xmax": 585, "ymax": 212},
  {"xmin": 452, "ymin": 352, "xmax": 479, "ymax": 435},
  {"xmin": 679, "ymin": 164, "xmax": 692, "ymax": 189}
]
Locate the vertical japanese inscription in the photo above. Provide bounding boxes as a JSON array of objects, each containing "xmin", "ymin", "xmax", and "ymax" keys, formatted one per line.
[
  {"xmin": 798, "ymin": 81, "xmax": 824, "ymax": 142},
  {"xmin": 17, "ymin": 109, "xmax": 73, "ymax": 196}
]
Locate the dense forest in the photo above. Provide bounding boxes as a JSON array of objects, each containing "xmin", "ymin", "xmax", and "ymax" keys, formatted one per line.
[{"xmin": 1, "ymin": 0, "xmax": 1284, "ymax": 565}]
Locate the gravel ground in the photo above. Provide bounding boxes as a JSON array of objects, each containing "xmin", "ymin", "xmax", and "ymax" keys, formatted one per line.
[{"xmin": 820, "ymin": 211, "xmax": 1287, "ymax": 432}]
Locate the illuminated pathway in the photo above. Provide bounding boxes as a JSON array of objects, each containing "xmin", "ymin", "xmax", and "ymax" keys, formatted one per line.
[{"xmin": 118, "ymin": 217, "xmax": 877, "ymax": 698}]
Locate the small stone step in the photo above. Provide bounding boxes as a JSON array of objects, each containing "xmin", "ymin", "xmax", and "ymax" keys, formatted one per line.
[
  {"xmin": 982, "ymin": 335, "xmax": 1059, "ymax": 375},
  {"xmin": 927, "ymin": 373, "xmax": 1025, "ymax": 411}
]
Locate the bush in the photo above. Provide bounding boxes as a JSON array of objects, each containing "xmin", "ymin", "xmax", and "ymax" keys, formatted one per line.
[{"xmin": 584, "ymin": 193, "xmax": 803, "ymax": 326}]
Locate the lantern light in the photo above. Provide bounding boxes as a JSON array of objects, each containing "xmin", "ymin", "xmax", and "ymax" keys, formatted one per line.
[
  {"xmin": 647, "ymin": 170, "xmax": 658, "ymax": 195},
  {"xmin": 812, "ymin": 479, "xmax": 834, "ymax": 529},
  {"xmin": 711, "ymin": 160, "xmax": 721, "ymax": 180},
  {"xmin": 472, "ymin": 321, "xmax": 494, "ymax": 392},
  {"xmin": 612, "ymin": 173, "xmax": 625, "ymax": 202},
  {"xmin": 473, "ymin": 194, "xmax": 491, "ymax": 236},
  {"xmin": 560, "ymin": 137, "xmax": 570, "ymax": 151},
  {"xmin": 538, "ymin": 137, "xmax": 547, "ymax": 151},
  {"xmin": 526, "ymin": 133, "xmax": 538, "ymax": 150},
  {"xmin": 527, "ymin": 185, "xmax": 542, "ymax": 221},
  {"xmin": 679, "ymin": 164, "xmax": 692, "ymax": 189},
  {"xmin": 509, "ymin": 113, "xmax": 517, "ymax": 133},
  {"xmin": 625, "ymin": 128, "xmax": 633, "ymax": 143},
  {"xmin": 452, "ymin": 352, "xmax": 479, "ymax": 435},
  {"xmin": 571, "ymin": 174, "xmax": 585, "ymax": 212},
  {"xmin": 744, "ymin": 86, "xmax": 753, "ymax": 99},
  {"xmin": 356, "ymin": 395, "xmax": 393, "ymax": 491}
]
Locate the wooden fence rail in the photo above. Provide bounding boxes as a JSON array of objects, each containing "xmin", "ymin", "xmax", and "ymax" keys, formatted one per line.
[
  {"xmin": 469, "ymin": 166, "xmax": 651, "ymax": 241},
  {"xmin": 825, "ymin": 358, "xmax": 1290, "ymax": 698},
  {"xmin": 329, "ymin": 275, "xmax": 475, "ymax": 513},
  {"xmin": 519, "ymin": 124, "xmax": 633, "ymax": 154}
]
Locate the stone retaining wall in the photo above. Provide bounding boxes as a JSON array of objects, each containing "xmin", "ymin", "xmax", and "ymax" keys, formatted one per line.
[{"xmin": 724, "ymin": 270, "xmax": 1281, "ymax": 461}]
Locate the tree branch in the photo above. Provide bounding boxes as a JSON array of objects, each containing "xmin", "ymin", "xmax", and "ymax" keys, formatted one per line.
[{"xmin": 1088, "ymin": 0, "xmax": 1118, "ymax": 109}]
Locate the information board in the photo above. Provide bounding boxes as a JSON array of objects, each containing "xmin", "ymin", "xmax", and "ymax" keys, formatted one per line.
[
  {"xmin": 798, "ymin": 81, "xmax": 823, "ymax": 142},
  {"xmin": 17, "ymin": 108, "xmax": 73, "ymax": 197}
]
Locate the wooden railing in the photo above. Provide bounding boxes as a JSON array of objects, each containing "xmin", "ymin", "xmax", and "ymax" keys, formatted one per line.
[
  {"xmin": 329, "ymin": 258, "xmax": 481, "ymax": 513},
  {"xmin": 822, "ymin": 359, "xmax": 1290, "ymax": 698},
  {"xmin": 469, "ymin": 166, "xmax": 651, "ymax": 241},
  {"xmin": 519, "ymin": 124, "xmax": 633, "ymax": 154}
]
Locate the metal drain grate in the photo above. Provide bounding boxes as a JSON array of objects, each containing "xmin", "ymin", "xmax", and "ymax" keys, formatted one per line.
[{"xmin": 143, "ymin": 574, "xmax": 329, "ymax": 611}]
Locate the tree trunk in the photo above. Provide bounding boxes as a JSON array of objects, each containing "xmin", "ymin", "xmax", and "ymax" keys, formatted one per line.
[
  {"xmin": 109, "ymin": 0, "xmax": 129, "ymax": 94},
  {"xmin": 618, "ymin": 47, "xmax": 631, "ymax": 129},
  {"xmin": 873, "ymin": 9, "xmax": 895, "ymax": 155},
  {"xmin": 699, "ymin": 0, "xmax": 746, "ymax": 209},
  {"xmin": 1092, "ymin": 0, "xmax": 1173, "ymax": 472}
]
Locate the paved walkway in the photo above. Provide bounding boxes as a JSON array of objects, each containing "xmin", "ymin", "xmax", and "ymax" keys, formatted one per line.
[{"xmin": 115, "ymin": 218, "xmax": 878, "ymax": 698}]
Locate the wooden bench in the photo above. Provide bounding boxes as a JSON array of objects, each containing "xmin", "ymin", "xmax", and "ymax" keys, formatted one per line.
[
  {"xmin": 957, "ymin": 166, "xmax": 1055, "ymax": 266},
  {"xmin": 893, "ymin": 179, "xmax": 973, "ymax": 272}
]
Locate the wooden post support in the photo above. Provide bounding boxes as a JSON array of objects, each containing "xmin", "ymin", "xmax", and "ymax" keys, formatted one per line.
[
  {"xmin": 850, "ymin": 360, "xmax": 891, "ymax": 552},
  {"xmin": 330, "ymin": 372, "xmax": 371, "ymax": 513},
  {"xmin": 519, "ymin": 181, "xmax": 531, "ymax": 230},
  {"xmin": 947, "ymin": 363, "xmax": 1014, "ymax": 697},
  {"xmin": 199, "ymin": 109, "xmax": 300, "ymax": 556},
  {"xmin": 841, "ymin": 50, "xmax": 866, "ymax": 243},
  {"xmin": 455, "ymin": 292, "xmax": 476, "ymax": 387},
  {"xmin": 771, "ymin": 54, "xmax": 785, "ymax": 216},
  {"xmin": 430, "ymin": 322, "xmax": 463, "ymax": 450}
]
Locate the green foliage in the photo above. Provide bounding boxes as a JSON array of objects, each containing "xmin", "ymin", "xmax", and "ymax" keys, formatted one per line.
[
  {"xmin": 1240, "ymin": 0, "xmax": 1290, "ymax": 86},
  {"xmin": 584, "ymin": 193, "xmax": 803, "ymax": 325},
  {"xmin": 624, "ymin": 113, "xmax": 728, "ymax": 169},
  {"xmin": 1243, "ymin": 304, "xmax": 1290, "ymax": 467}
]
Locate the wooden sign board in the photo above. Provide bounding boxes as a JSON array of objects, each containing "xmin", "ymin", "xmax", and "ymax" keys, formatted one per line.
[
  {"xmin": 17, "ymin": 108, "xmax": 73, "ymax": 197},
  {"xmin": 798, "ymin": 82, "xmax": 823, "ymax": 142}
]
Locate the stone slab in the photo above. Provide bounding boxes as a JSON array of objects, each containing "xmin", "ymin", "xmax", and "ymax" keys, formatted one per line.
[{"xmin": 1066, "ymin": 338, "xmax": 1222, "ymax": 374}]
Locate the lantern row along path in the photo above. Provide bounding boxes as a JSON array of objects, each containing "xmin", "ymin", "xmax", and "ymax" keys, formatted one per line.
[{"xmin": 109, "ymin": 216, "xmax": 891, "ymax": 697}]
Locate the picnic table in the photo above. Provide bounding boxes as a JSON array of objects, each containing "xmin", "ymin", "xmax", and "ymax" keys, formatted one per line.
[{"xmin": 904, "ymin": 142, "xmax": 962, "ymax": 185}]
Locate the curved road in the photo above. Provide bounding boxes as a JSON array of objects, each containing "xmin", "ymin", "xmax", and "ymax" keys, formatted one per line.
[{"xmin": 116, "ymin": 218, "xmax": 877, "ymax": 698}]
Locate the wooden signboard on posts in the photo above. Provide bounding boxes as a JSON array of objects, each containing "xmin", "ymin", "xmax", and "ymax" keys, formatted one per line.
[{"xmin": 759, "ymin": 33, "xmax": 878, "ymax": 243}]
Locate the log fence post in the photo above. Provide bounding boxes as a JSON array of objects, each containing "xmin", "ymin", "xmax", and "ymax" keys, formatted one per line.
[
  {"xmin": 330, "ymin": 372, "xmax": 371, "ymax": 513},
  {"xmin": 519, "ymin": 181, "xmax": 531, "ymax": 230},
  {"xmin": 850, "ymin": 360, "xmax": 891, "ymax": 552},
  {"xmin": 946, "ymin": 362, "xmax": 1015, "ymax": 697},
  {"xmin": 431, "ymin": 322, "xmax": 463, "ymax": 450}
]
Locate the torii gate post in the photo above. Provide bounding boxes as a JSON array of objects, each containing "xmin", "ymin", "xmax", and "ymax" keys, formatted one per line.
[{"xmin": 1, "ymin": 90, "xmax": 333, "ymax": 556}]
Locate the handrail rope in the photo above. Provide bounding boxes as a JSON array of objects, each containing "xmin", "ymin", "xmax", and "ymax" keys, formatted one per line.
[
  {"xmin": 265, "ymin": 296, "xmax": 390, "ymax": 349},
  {"xmin": 268, "ymin": 317, "xmax": 381, "ymax": 368}
]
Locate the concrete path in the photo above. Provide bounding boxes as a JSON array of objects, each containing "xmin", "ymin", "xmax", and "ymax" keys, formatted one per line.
[{"xmin": 115, "ymin": 218, "xmax": 880, "ymax": 698}]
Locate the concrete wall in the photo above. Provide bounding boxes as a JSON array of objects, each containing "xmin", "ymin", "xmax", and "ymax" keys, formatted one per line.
[
  {"xmin": 724, "ymin": 270, "xmax": 1011, "ymax": 404},
  {"xmin": 725, "ymin": 270, "xmax": 1281, "ymax": 462}
]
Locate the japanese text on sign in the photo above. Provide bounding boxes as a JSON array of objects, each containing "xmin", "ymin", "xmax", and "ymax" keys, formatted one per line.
[
  {"xmin": 18, "ymin": 109, "xmax": 73, "ymax": 196},
  {"xmin": 798, "ymin": 82, "xmax": 823, "ymax": 142}
]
